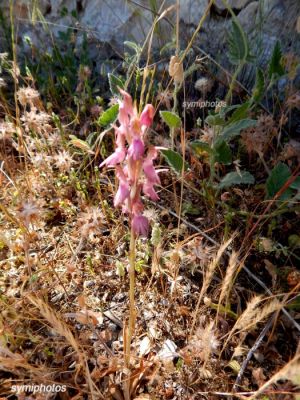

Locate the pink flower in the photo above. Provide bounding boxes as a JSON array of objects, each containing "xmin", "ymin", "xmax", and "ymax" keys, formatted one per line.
[
  {"xmin": 140, "ymin": 104, "xmax": 155, "ymax": 127},
  {"xmin": 119, "ymin": 89, "xmax": 133, "ymax": 115},
  {"xmin": 128, "ymin": 138, "xmax": 145, "ymax": 161},
  {"xmin": 143, "ymin": 160, "xmax": 160, "ymax": 184},
  {"xmin": 143, "ymin": 179, "xmax": 159, "ymax": 201},
  {"xmin": 143, "ymin": 149, "xmax": 160, "ymax": 184},
  {"xmin": 114, "ymin": 181, "xmax": 130, "ymax": 207},
  {"xmin": 132, "ymin": 214, "xmax": 149, "ymax": 237},
  {"xmin": 100, "ymin": 90, "xmax": 158, "ymax": 237},
  {"xmin": 100, "ymin": 147, "xmax": 126, "ymax": 167}
]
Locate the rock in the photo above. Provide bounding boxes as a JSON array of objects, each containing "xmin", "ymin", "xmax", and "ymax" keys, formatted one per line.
[
  {"xmin": 237, "ymin": 1, "xmax": 259, "ymax": 33},
  {"xmin": 0, "ymin": 0, "xmax": 299, "ymax": 94},
  {"xmin": 214, "ymin": 0, "xmax": 253, "ymax": 12},
  {"xmin": 180, "ymin": 0, "xmax": 208, "ymax": 26}
]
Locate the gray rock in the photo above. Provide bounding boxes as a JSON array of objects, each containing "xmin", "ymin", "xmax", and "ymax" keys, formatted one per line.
[
  {"xmin": 0, "ymin": 0, "xmax": 299, "ymax": 91},
  {"xmin": 214, "ymin": 0, "xmax": 253, "ymax": 12}
]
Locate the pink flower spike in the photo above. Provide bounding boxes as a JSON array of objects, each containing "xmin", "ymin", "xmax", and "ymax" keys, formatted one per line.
[
  {"xmin": 114, "ymin": 181, "xmax": 130, "ymax": 207},
  {"xmin": 143, "ymin": 180, "xmax": 159, "ymax": 201},
  {"xmin": 140, "ymin": 104, "xmax": 155, "ymax": 127},
  {"xmin": 100, "ymin": 147, "xmax": 126, "ymax": 168},
  {"xmin": 128, "ymin": 138, "xmax": 145, "ymax": 161},
  {"xmin": 132, "ymin": 214, "xmax": 149, "ymax": 237},
  {"xmin": 143, "ymin": 158, "xmax": 160, "ymax": 184},
  {"xmin": 119, "ymin": 89, "xmax": 133, "ymax": 115},
  {"xmin": 118, "ymin": 105, "xmax": 130, "ymax": 126}
]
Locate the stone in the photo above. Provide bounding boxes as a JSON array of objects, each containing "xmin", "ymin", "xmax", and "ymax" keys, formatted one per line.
[
  {"xmin": 214, "ymin": 0, "xmax": 253, "ymax": 12},
  {"xmin": 0, "ymin": 0, "xmax": 299, "ymax": 94}
]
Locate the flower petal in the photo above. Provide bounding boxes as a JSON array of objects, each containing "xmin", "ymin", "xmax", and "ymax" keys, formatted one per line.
[
  {"xmin": 100, "ymin": 147, "xmax": 126, "ymax": 167},
  {"xmin": 140, "ymin": 104, "xmax": 155, "ymax": 127},
  {"xmin": 128, "ymin": 138, "xmax": 145, "ymax": 161},
  {"xmin": 114, "ymin": 181, "xmax": 130, "ymax": 207},
  {"xmin": 143, "ymin": 180, "xmax": 159, "ymax": 200},
  {"xmin": 132, "ymin": 214, "xmax": 149, "ymax": 237}
]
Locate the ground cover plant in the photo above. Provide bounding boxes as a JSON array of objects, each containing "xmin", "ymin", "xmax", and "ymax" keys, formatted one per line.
[{"xmin": 0, "ymin": 1, "xmax": 300, "ymax": 399}]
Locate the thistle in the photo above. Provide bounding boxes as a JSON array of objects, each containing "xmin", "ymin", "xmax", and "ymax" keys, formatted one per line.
[{"xmin": 100, "ymin": 89, "xmax": 158, "ymax": 368}]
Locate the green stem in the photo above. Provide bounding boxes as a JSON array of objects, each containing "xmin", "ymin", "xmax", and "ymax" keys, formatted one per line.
[{"xmin": 225, "ymin": 63, "xmax": 243, "ymax": 105}]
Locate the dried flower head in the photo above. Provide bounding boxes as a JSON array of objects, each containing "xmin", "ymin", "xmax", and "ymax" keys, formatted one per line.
[
  {"xmin": 0, "ymin": 121, "xmax": 16, "ymax": 139},
  {"xmin": 47, "ymin": 132, "xmax": 62, "ymax": 148},
  {"xmin": 54, "ymin": 150, "xmax": 75, "ymax": 172},
  {"xmin": 183, "ymin": 321, "xmax": 219, "ymax": 361},
  {"xmin": 100, "ymin": 90, "xmax": 158, "ymax": 237},
  {"xmin": 194, "ymin": 77, "xmax": 214, "ymax": 95},
  {"xmin": 30, "ymin": 151, "xmax": 52, "ymax": 168},
  {"xmin": 21, "ymin": 108, "xmax": 52, "ymax": 136},
  {"xmin": 200, "ymin": 126, "xmax": 215, "ymax": 145},
  {"xmin": 17, "ymin": 200, "xmax": 41, "ymax": 228},
  {"xmin": 77, "ymin": 207, "xmax": 105, "ymax": 239},
  {"xmin": 17, "ymin": 87, "xmax": 40, "ymax": 108},
  {"xmin": 241, "ymin": 115, "xmax": 277, "ymax": 155}
]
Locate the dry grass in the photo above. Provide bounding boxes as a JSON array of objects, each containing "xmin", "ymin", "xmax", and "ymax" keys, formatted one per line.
[{"xmin": 0, "ymin": 1, "xmax": 299, "ymax": 399}]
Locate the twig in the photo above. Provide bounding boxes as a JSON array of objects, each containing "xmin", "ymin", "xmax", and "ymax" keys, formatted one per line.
[
  {"xmin": 233, "ymin": 315, "xmax": 275, "ymax": 391},
  {"xmin": 151, "ymin": 201, "xmax": 300, "ymax": 333}
]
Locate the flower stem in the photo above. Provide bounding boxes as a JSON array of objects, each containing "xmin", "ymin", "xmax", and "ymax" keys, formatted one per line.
[{"xmin": 125, "ymin": 225, "xmax": 136, "ymax": 367}]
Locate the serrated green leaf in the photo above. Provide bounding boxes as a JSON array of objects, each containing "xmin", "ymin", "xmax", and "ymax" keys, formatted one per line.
[
  {"xmin": 268, "ymin": 41, "xmax": 285, "ymax": 79},
  {"xmin": 214, "ymin": 140, "xmax": 232, "ymax": 165},
  {"xmin": 220, "ymin": 119, "xmax": 257, "ymax": 142},
  {"xmin": 219, "ymin": 171, "xmax": 255, "ymax": 189},
  {"xmin": 160, "ymin": 111, "xmax": 181, "ymax": 129},
  {"xmin": 98, "ymin": 104, "xmax": 119, "ymax": 127},
  {"xmin": 108, "ymin": 73, "xmax": 125, "ymax": 97},
  {"xmin": 160, "ymin": 149, "xmax": 188, "ymax": 174},
  {"xmin": 228, "ymin": 19, "xmax": 254, "ymax": 65},
  {"xmin": 266, "ymin": 162, "xmax": 293, "ymax": 200}
]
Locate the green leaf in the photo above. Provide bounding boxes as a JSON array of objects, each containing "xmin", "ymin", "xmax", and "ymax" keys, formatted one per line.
[
  {"xmin": 108, "ymin": 73, "xmax": 125, "ymax": 97},
  {"xmin": 205, "ymin": 113, "xmax": 226, "ymax": 126},
  {"xmin": 160, "ymin": 149, "xmax": 188, "ymax": 174},
  {"xmin": 214, "ymin": 140, "xmax": 232, "ymax": 165},
  {"xmin": 190, "ymin": 140, "xmax": 213, "ymax": 156},
  {"xmin": 266, "ymin": 162, "xmax": 293, "ymax": 200},
  {"xmin": 268, "ymin": 41, "xmax": 285, "ymax": 79},
  {"xmin": 288, "ymin": 235, "xmax": 300, "ymax": 249},
  {"xmin": 220, "ymin": 119, "xmax": 257, "ymax": 142},
  {"xmin": 98, "ymin": 104, "xmax": 119, "ymax": 127},
  {"xmin": 251, "ymin": 68, "xmax": 265, "ymax": 103},
  {"xmin": 290, "ymin": 176, "xmax": 300, "ymax": 190},
  {"xmin": 124, "ymin": 41, "xmax": 141, "ymax": 54},
  {"xmin": 228, "ymin": 102, "xmax": 251, "ymax": 123},
  {"xmin": 182, "ymin": 202, "xmax": 201, "ymax": 215},
  {"xmin": 287, "ymin": 295, "xmax": 300, "ymax": 311},
  {"xmin": 160, "ymin": 111, "xmax": 181, "ymax": 129},
  {"xmin": 227, "ymin": 19, "xmax": 254, "ymax": 65},
  {"xmin": 219, "ymin": 171, "xmax": 255, "ymax": 189}
]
